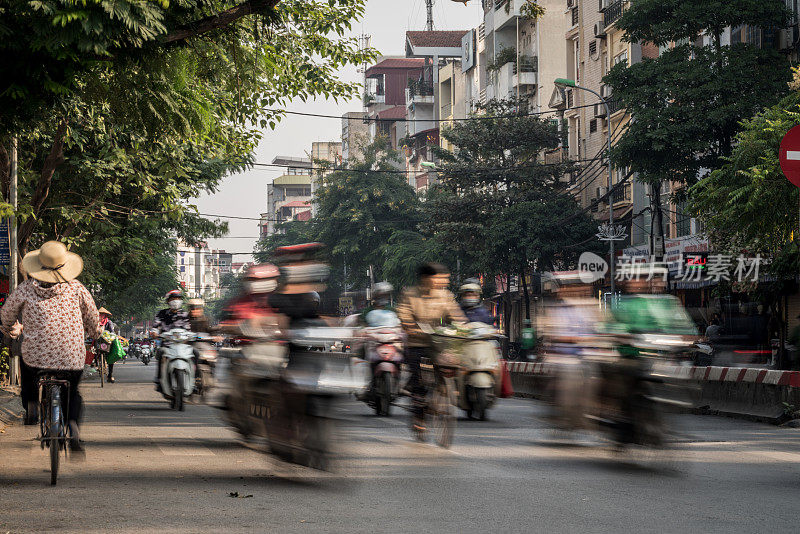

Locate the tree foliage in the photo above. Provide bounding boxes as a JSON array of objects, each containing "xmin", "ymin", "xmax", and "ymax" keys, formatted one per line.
[
  {"xmin": 689, "ymin": 75, "xmax": 800, "ymax": 270},
  {"xmin": 0, "ymin": 0, "xmax": 375, "ymax": 319},
  {"xmin": 605, "ymin": 0, "xmax": 791, "ymax": 188},
  {"xmin": 255, "ymin": 138, "xmax": 422, "ymax": 291},
  {"xmin": 429, "ymin": 99, "xmax": 600, "ymax": 278}
]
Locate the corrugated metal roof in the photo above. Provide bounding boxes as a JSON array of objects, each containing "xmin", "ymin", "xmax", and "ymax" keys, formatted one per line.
[
  {"xmin": 273, "ymin": 174, "xmax": 312, "ymax": 185},
  {"xmin": 406, "ymin": 30, "xmax": 468, "ymax": 49}
]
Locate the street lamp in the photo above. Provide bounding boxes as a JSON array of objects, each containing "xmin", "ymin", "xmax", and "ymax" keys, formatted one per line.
[{"xmin": 554, "ymin": 77, "xmax": 616, "ymax": 295}]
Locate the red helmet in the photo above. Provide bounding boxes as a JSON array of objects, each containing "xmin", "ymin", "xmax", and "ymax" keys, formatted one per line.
[
  {"xmin": 245, "ymin": 263, "xmax": 279, "ymax": 280},
  {"xmin": 165, "ymin": 289, "xmax": 182, "ymax": 302}
]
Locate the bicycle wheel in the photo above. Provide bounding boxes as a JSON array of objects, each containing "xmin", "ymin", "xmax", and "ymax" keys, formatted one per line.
[
  {"xmin": 98, "ymin": 356, "xmax": 106, "ymax": 388},
  {"xmin": 48, "ymin": 385, "xmax": 62, "ymax": 486},
  {"xmin": 430, "ymin": 375, "xmax": 456, "ymax": 449}
]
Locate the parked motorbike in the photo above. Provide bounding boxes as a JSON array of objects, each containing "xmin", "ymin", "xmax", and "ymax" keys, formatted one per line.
[
  {"xmin": 455, "ymin": 322, "xmax": 501, "ymax": 420},
  {"xmin": 158, "ymin": 328, "xmax": 196, "ymax": 411},
  {"xmin": 223, "ymin": 325, "xmax": 360, "ymax": 470},
  {"xmin": 361, "ymin": 325, "xmax": 404, "ymax": 416}
]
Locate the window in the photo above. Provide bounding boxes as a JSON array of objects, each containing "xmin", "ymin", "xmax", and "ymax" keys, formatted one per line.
[
  {"xmin": 613, "ymin": 50, "xmax": 628, "ymax": 66},
  {"xmin": 589, "ymin": 40, "xmax": 597, "ymax": 57},
  {"xmin": 180, "ymin": 266, "xmax": 185, "ymax": 273},
  {"xmin": 675, "ymin": 199, "xmax": 691, "ymax": 237},
  {"xmin": 590, "ymin": 119, "xmax": 598, "ymax": 133}
]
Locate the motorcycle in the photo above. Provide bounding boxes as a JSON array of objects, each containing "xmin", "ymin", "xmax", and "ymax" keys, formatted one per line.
[
  {"xmin": 140, "ymin": 344, "xmax": 152, "ymax": 366},
  {"xmin": 455, "ymin": 323, "xmax": 502, "ymax": 420},
  {"xmin": 158, "ymin": 328, "xmax": 197, "ymax": 411},
  {"xmin": 361, "ymin": 325, "xmax": 404, "ymax": 416},
  {"xmin": 223, "ymin": 325, "xmax": 361, "ymax": 470}
]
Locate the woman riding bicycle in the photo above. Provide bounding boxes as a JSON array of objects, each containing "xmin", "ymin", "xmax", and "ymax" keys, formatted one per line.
[
  {"xmin": 397, "ymin": 263, "xmax": 466, "ymax": 437},
  {"xmin": 1, "ymin": 241, "xmax": 100, "ymax": 452}
]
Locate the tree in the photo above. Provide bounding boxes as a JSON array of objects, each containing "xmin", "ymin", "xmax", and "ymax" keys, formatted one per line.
[
  {"xmin": 689, "ymin": 71, "xmax": 800, "ymax": 265},
  {"xmin": 604, "ymin": 0, "xmax": 791, "ymax": 253},
  {"xmin": 255, "ymin": 138, "xmax": 422, "ymax": 292},
  {"xmin": 0, "ymin": 0, "xmax": 375, "ymax": 316},
  {"xmin": 429, "ymin": 99, "xmax": 601, "ymax": 323}
]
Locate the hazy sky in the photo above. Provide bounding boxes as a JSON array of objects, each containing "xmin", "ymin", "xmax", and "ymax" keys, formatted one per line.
[{"xmin": 193, "ymin": 0, "xmax": 483, "ymax": 262}]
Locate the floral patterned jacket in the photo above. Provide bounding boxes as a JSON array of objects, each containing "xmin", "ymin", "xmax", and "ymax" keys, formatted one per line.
[{"xmin": 1, "ymin": 279, "xmax": 100, "ymax": 370}]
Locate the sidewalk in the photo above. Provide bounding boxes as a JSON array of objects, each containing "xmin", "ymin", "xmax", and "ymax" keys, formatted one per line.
[{"xmin": 0, "ymin": 384, "xmax": 23, "ymax": 429}]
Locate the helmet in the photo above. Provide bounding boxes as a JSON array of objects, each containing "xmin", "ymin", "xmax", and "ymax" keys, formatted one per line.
[
  {"xmin": 165, "ymin": 289, "xmax": 182, "ymax": 302},
  {"xmin": 459, "ymin": 281, "xmax": 482, "ymax": 295},
  {"xmin": 245, "ymin": 263, "xmax": 279, "ymax": 280},
  {"xmin": 373, "ymin": 281, "xmax": 393, "ymax": 297}
]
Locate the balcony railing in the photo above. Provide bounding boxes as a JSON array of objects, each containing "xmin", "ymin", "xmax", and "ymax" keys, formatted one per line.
[
  {"xmin": 607, "ymin": 98, "xmax": 623, "ymax": 115},
  {"xmin": 513, "ymin": 55, "xmax": 538, "ymax": 73},
  {"xmin": 408, "ymin": 79, "xmax": 434, "ymax": 97},
  {"xmin": 603, "ymin": 1, "xmax": 624, "ymax": 29}
]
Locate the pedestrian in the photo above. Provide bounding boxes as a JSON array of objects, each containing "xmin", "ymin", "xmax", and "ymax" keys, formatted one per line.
[
  {"xmin": 397, "ymin": 263, "xmax": 467, "ymax": 437},
  {"xmin": 0, "ymin": 241, "xmax": 99, "ymax": 452},
  {"xmin": 98, "ymin": 307, "xmax": 119, "ymax": 383}
]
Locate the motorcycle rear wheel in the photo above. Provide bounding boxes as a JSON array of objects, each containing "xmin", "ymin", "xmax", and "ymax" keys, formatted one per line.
[{"xmin": 375, "ymin": 373, "xmax": 392, "ymax": 417}]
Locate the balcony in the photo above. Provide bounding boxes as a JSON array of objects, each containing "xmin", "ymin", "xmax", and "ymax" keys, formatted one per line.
[
  {"xmin": 493, "ymin": 0, "xmax": 522, "ymax": 31},
  {"xmin": 513, "ymin": 55, "xmax": 538, "ymax": 87},
  {"xmin": 607, "ymin": 98, "xmax": 623, "ymax": 116},
  {"xmin": 407, "ymin": 79, "xmax": 434, "ymax": 105},
  {"xmin": 603, "ymin": 1, "xmax": 625, "ymax": 30}
]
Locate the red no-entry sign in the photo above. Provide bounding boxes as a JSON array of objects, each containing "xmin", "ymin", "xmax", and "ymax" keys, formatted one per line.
[{"xmin": 780, "ymin": 125, "xmax": 800, "ymax": 187}]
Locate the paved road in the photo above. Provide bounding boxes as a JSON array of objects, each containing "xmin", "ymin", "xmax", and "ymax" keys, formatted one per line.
[{"xmin": 2, "ymin": 361, "xmax": 800, "ymax": 533}]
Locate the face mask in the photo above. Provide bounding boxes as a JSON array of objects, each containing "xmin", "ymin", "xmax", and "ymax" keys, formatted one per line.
[
  {"xmin": 247, "ymin": 280, "xmax": 277, "ymax": 294},
  {"xmin": 462, "ymin": 297, "xmax": 480, "ymax": 307},
  {"xmin": 168, "ymin": 299, "xmax": 183, "ymax": 310}
]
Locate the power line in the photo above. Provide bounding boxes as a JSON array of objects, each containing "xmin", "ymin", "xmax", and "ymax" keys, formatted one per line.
[
  {"xmin": 250, "ymin": 158, "xmax": 594, "ymax": 175},
  {"xmin": 264, "ymin": 100, "xmax": 615, "ymax": 124}
]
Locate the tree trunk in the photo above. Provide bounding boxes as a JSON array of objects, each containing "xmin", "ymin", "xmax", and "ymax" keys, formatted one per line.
[
  {"xmin": 651, "ymin": 182, "xmax": 666, "ymax": 262},
  {"xmin": 504, "ymin": 275, "xmax": 511, "ymax": 339},
  {"xmin": 17, "ymin": 117, "xmax": 67, "ymax": 252},
  {"xmin": 520, "ymin": 267, "xmax": 530, "ymax": 320}
]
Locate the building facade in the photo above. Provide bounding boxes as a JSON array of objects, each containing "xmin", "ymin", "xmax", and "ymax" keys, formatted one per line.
[
  {"xmin": 259, "ymin": 156, "xmax": 313, "ymax": 238},
  {"xmin": 176, "ymin": 244, "xmax": 232, "ymax": 299}
]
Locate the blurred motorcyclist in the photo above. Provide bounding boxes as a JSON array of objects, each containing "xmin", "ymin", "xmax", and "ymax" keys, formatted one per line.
[
  {"xmin": 222, "ymin": 264, "xmax": 279, "ymax": 331},
  {"xmin": 268, "ymin": 243, "xmax": 329, "ymax": 328},
  {"xmin": 187, "ymin": 298, "xmax": 211, "ymax": 334},
  {"xmin": 152, "ymin": 290, "xmax": 191, "ymax": 391},
  {"xmin": 458, "ymin": 279, "xmax": 494, "ymax": 325},
  {"xmin": 362, "ymin": 281, "xmax": 395, "ymax": 326},
  {"xmin": 397, "ymin": 263, "xmax": 467, "ymax": 435}
]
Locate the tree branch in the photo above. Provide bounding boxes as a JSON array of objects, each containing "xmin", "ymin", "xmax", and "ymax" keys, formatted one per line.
[
  {"xmin": 18, "ymin": 117, "xmax": 68, "ymax": 251},
  {"xmin": 161, "ymin": 0, "xmax": 281, "ymax": 44}
]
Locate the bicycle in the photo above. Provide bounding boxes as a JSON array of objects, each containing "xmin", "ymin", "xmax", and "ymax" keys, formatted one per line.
[
  {"xmin": 420, "ymin": 357, "xmax": 458, "ymax": 448},
  {"xmin": 37, "ymin": 372, "xmax": 71, "ymax": 485}
]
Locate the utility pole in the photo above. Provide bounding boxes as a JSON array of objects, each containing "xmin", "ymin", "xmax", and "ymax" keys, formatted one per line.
[{"xmin": 426, "ymin": 0, "xmax": 434, "ymax": 31}]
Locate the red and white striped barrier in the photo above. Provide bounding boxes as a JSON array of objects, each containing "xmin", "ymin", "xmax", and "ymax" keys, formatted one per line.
[{"xmin": 508, "ymin": 362, "xmax": 800, "ymax": 387}]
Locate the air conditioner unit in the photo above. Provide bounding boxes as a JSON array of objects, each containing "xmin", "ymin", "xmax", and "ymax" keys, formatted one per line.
[
  {"xmin": 594, "ymin": 103, "xmax": 607, "ymax": 118},
  {"xmin": 599, "ymin": 0, "xmax": 610, "ymax": 10},
  {"xmin": 567, "ymin": 0, "xmax": 575, "ymax": 8},
  {"xmin": 596, "ymin": 186, "xmax": 608, "ymax": 199},
  {"xmin": 594, "ymin": 22, "xmax": 606, "ymax": 39},
  {"xmin": 600, "ymin": 84, "xmax": 612, "ymax": 99}
]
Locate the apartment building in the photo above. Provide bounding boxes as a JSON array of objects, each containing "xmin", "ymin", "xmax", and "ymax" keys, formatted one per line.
[
  {"xmin": 309, "ymin": 141, "xmax": 342, "ymax": 215},
  {"xmin": 478, "ymin": 0, "xmax": 564, "ymax": 113},
  {"xmin": 341, "ymin": 111, "xmax": 369, "ymax": 161},
  {"xmin": 404, "ymin": 30, "xmax": 466, "ymax": 190},
  {"xmin": 364, "ymin": 56, "xmax": 425, "ymax": 151},
  {"xmin": 176, "ymin": 244, "xmax": 232, "ymax": 299},
  {"xmin": 259, "ymin": 156, "xmax": 313, "ymax": 238}
]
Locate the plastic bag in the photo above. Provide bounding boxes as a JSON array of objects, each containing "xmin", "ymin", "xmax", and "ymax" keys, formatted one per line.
[{"xmin": 107, "ymin": 337, "xmax": 125, "ymax": 364}]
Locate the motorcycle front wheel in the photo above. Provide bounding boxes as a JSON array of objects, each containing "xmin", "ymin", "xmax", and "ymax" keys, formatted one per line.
[{"xmin": 173, "ymin": 370, "xmax": 185, "ymax": 411}]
